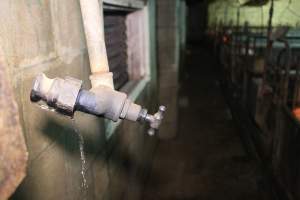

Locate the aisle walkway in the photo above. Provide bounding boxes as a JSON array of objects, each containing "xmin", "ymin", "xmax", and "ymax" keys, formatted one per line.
[{"xmin": 143, "ymin": 46, "xmax": 263, "ymax": 200}]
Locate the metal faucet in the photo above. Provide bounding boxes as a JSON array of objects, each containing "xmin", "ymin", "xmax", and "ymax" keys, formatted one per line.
[{"xmin": 30, "ymin": 73, "xmax": 166, "ymax": 136}]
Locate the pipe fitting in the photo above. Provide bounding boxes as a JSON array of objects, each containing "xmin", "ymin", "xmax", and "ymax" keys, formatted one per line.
[
  {"xmin": 30, "ymin": 73, "xmax": 82, "ymax": 116},
  {"xmin": 76, "ymin": 86, "xmax": 141, "ymax": 122},
  {"xmin": 30, "ymin": 73, "xmax": 166, "ymax": 135}
]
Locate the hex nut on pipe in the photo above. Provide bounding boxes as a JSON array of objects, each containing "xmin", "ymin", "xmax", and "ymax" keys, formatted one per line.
[{"xmin": 30, "ymin": 73, "xmax": 83, "ymax": 115}]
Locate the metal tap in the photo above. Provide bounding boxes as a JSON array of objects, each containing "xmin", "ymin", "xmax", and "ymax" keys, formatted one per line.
[
  {"xmin": 30, "ymin": 73, "xmax": 166, "ymax": 136},
  {"xmin": 138, "ymin": 106, "xmax": 166, "ymax": 135}
]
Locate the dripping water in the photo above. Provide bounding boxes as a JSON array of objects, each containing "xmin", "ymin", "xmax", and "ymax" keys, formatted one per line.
[
  {"xmin": 72, "ymin": 118, "xmax": 88, "ymax": 200},
  {"xmin": 37, "ymin": 103, "xmax": 56, "ymax": 113},
  {"xmin": 35, "ymin": 102, "xmax": 89, "ymax": 198}
]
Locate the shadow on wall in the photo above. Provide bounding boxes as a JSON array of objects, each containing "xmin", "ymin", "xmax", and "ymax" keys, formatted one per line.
[
  {"xmin": 36, "ymin": 114, "xmax": 156, "ymax": 199},
  {"xmin": 40, "ymin": 116, "xmax": 106, "ymax": 156},
  {"xmin": 38, "ymin": 114, "xmax": 151, "ymax": 174}
]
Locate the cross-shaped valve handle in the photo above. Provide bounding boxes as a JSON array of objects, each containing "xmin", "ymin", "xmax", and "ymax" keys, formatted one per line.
[{"xmin": 143, "ymin": 106, "xmax": 166, "ymax": 136}]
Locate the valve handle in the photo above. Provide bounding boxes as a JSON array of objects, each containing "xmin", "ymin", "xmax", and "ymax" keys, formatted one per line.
[{"xmin": 146, "ymin": 105, "xmax": 166, "ymax": 136}]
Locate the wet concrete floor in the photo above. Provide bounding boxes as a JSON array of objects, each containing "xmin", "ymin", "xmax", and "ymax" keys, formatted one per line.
[{"xmin": 143, "ymin": 46, "xmax": 264, "ymax": 200}]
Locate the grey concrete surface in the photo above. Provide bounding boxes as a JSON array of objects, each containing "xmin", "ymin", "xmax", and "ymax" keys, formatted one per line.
[{"xmin": 143, "ymin": 47, "xmax": 263, "ymax": 200}]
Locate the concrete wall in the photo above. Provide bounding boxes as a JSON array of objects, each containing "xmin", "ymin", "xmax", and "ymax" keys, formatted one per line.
[
  {"xmin": 0, "ymin": 0, "xmax": 157, "ymax": 199},
  {"xmin": 208, "ymin": 0, "xmax": 300, "ymax": 27},
  {"xmin": 156, "ymin": 0, "xmax": 181, "ymax": 139}
]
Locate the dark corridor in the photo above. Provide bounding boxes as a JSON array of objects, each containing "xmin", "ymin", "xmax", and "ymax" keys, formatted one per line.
[{"xmin": 143, "ymin": 45, "xmax": 263, "ymax": 199}]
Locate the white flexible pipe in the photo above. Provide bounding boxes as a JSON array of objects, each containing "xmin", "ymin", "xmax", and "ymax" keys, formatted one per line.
[{"xmin": 79, "ymin": 0, "xmax": 114, "ymax": 89}]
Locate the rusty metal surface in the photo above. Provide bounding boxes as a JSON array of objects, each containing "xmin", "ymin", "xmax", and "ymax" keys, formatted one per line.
[{"xmin": 0, "ymin": 61, "xmax": 28, "ymax": 200}]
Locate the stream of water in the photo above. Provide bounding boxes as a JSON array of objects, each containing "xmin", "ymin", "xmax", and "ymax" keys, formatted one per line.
[
  {"xmin": 72, "ymin": 119, "xmax": 88, "ymax": 200},
  {"xmin": 36, "ymin": 103, "xmax": 89, "ymax": 199}
]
